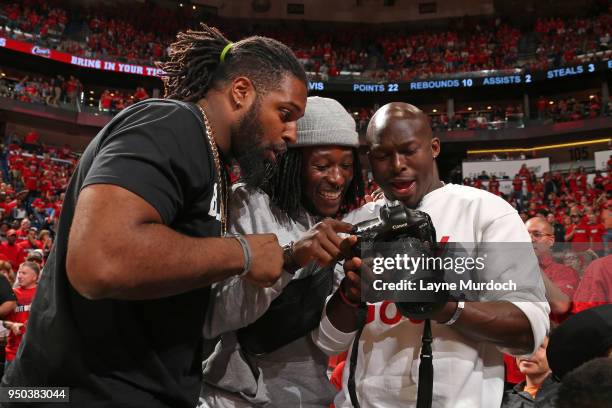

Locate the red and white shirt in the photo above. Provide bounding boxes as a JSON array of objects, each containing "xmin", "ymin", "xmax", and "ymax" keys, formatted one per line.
[{"xmin": 314, "ymin": 184, "xmax": 550, "ymax": 408}]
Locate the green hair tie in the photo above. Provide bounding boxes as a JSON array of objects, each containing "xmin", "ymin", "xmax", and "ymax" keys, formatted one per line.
[{"xmin": 220, "ymin": 42, "xmax": 233, "ymax": 63}]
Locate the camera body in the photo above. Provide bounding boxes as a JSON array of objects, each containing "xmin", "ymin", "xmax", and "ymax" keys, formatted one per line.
[
  {"xmin": 352, "ymin": 203, "xmax": 437, "ymax": 250},
  {"xmin": 351, "ymin": 203, "xmax": 449, "ymax": 319}
]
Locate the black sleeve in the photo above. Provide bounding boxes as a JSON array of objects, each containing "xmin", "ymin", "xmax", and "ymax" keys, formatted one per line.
[
  {"xmin": 0, "ymin": 277, "xmax": 16, "ymax": 303},
  {"xmin": 82, "ymin": 100, "xmax": 212, "ymax": 224}
]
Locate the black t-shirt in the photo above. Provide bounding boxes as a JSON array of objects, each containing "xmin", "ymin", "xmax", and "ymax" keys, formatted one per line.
[
  {"xmin": 0, "ymin": 276, "xmax": 16, "ymax": 305},
  {"xmin": 2, "ymin": 99, "xmax": 221, "ymax": 407}
]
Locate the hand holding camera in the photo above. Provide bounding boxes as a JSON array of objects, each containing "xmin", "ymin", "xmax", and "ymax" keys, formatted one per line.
[
  {"xmin": 340, "ymin": 256, "xmax": 365, "ymax": 305},
  {"xmin": 347, "ymin": 204, "xmax": 449, "ymax": 319}
]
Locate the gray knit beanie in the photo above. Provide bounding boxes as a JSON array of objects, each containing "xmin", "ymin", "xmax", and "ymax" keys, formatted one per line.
[{"xmin": 292, "ymin": 96, "xmax": 359, "ymax": 148}]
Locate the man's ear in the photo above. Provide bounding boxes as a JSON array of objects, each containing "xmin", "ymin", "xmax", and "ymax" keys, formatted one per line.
[
  {"xmin": 431, "ymin": 137, "xmax": 441, "ymax": 159},
  {"xmin": 230, "ymin": 76, "xmax": 256, "ymax": 111}
]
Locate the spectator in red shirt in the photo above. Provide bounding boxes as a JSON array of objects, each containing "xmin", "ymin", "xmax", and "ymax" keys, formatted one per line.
[
  {"xmin": 526, "ymin": 217, "xmax": 578, "ymax": 317},
  {"xmin": 16, "ymin": 228, "xmax": 42, "ymax": 255},
  {"xmin": 536, "ymin": 96, "xmax": 547, "ymax": 120},
  {"xmin": 23, "ymin": 131, "xmax": 39, "ymax": 153},
  {"xmin": 0, "ymin": 230, "xmax": 25, "ymax": 272},
  {"xmin": 572, "ymin": 256, "xmax": 612, "ymax": 313},
  {"xmin": 99, "ymin": 90, "xmax": 113, "ymax": 112},
  {"xmin": 38, "ymin": 175, "xmax": 53, "ymax": 198},
  {"xmin": 566, "ymin": 170, "xmax": 578, "ymax": 193},
  {"xmin": 580, "ymin": 204, "xmax": 593, "ymax": 224},
  {"xmin": 39, "ymin": 154, "xmax": 52, "ymax": 171},
  {"xmin": 9, "ymin": 156, "xmax": 24, "ymax": 181},
  {"xmin": 133, "ymin": 87, "xmax": 149, "ymax": 102},
  {"xmin": 488, "ymin": 175, "xmax": 500, "ymax": 195},
  {"xmin": 576, "ymin": 167, "xmax": 587, "ymax": 192},
  {"xmin": 3, "ymin": 261, "xmax": 39, "ymax": 372},
  {"xmin": 0, "ymin": 195, "xmax": 18, "ymax": 216},
  {"xmin": 565, "ymin": 213, "xmax": 590, "ymax": 251},
  {"xmin": 512, "ymin": 175, "xmax": 524, "ymax": 208},
  {"xmin": 65, "ymin": 75, "xmax": 80, "ymax": 104},
  {"xmin": 52, "ymin": 193, "xmax": 64, "ymax": 219},
  {"xmin": 14, "ymin": 219, "xmax": 31, "ymax": 241},
  {"xmin": 518, "ymin": 164, "xmax": 530, "ymax": 179},
  {"xmin": 21, "ymin": 164, "xmax": 39, "ymax": 193},
  {"xmin": 586, "ymin": 213, "xmax": 605, "ymax": 255}
]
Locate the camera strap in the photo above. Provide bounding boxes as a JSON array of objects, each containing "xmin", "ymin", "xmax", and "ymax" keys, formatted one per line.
[
  {"xmin": 416, "ymin": 319, "xmax": 433, "ymax": 408},
  {"xmin": 347, "ymin": 311, "xmax": 434, "ymax": 408},
  {"xmin": 347, "ymin": 303, "xmax": 367, "ymax": 408}
]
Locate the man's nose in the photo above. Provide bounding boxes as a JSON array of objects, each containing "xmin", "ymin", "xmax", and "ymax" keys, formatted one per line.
[{"xmin": 282, "ymin": 121, "xmax": 298, "ymax": 144}]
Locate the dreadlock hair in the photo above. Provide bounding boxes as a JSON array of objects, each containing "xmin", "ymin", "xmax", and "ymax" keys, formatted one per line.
[
  {"xmin": 263, "ymin": 148, "xmax": 365, "ymax": 218},
  {"xmin": 159, "ymin": 23, "xmax": 307, "ymax": 102}
]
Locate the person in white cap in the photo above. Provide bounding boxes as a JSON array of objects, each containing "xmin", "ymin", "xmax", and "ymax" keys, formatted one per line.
[{"xmin": 199, "ymin": 96, "xmax": 364, "ymax": 407}]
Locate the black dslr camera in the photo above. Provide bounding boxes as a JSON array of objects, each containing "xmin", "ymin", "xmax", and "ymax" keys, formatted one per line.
[{"xmin": 351, "ymin": 203, "xmax": 449, "ymax": 319}]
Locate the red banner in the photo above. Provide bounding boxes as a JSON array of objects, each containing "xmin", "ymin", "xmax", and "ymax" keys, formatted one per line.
[{"xmin": 0, "ymin": 37, "xmax": 164, "ymax": 78}]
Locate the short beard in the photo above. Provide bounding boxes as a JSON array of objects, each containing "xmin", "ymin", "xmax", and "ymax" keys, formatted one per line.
[
  {"xmin": 232, "ymin": 99, "xmax": 280, "ymax": 188},
  {"xmin": 238, "ymin": 148, "xmax": 279, "ymax": 188}
]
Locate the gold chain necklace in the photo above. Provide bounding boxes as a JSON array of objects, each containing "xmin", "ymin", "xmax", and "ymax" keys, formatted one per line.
[{"xmin": 197, "ymin": 104, "xmax": 228, "ymax": 235}]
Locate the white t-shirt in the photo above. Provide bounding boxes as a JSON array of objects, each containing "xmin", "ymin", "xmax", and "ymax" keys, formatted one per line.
[{"xmin": 313, "ymin": 183, "xmax": 550, "ymax": 408}]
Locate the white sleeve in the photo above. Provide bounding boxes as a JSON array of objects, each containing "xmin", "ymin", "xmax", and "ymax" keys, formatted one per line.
[
  {"xmin": 202, "ymin": 186, "xmax": 293, "ymax": 338},
  {"xmin": 502, "ymin": 301, "xmax": 550, "ymax": 356},
  {"xmin": 204, "ymin": 185, "xmax": 331, "ymax": 339},
  {"xmin": 311, "ymin": 294, "xmax": 358, "ymax": 356},
  {"xmin": 203, "ymin": 272, "xmax": 294, "ymax": 339},
  {"xmin": 311, "ymin": 203, "xmax": 381, "ymax": 355},
  {"xmin": 480, "ymin": 211, "xmax": 550, "ymax": 356}
]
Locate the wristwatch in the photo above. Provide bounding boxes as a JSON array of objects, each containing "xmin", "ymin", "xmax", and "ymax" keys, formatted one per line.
[{"xmin": 282, "ymin": 241, "xmax": 300, "ymax": 274}]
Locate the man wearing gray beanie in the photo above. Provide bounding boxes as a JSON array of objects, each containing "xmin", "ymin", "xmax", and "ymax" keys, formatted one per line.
[{"xmin": 198, "ymin": 96, "xmax": 365, "ymax": 407}]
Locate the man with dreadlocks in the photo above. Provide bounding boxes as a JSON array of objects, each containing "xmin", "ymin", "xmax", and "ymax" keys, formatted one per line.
[
  {"xmin": 198, "ymin": 97, "xmax": 364, "ymax": 407},
  {"xmin": 2, "ymin": 25, "xmax": 307, "ymax": 408}
]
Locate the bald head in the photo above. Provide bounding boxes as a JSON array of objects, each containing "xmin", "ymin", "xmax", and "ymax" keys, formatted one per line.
[
  {"xmin": 364, "ymin": 102, "xmax": 441, "ymax": 208},
  {"xmin": 526, "ymin": 217, "xmax": 554, "ymax": 235},
  {"xmin": 366, "ymin": 102, "xmax": 432, "ymax": 146}
]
